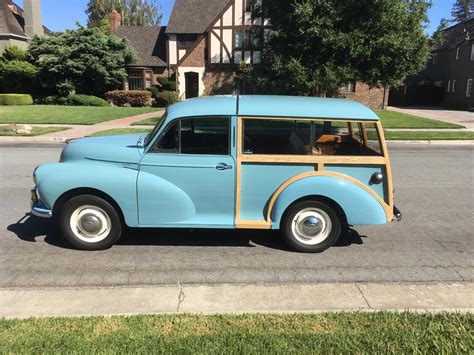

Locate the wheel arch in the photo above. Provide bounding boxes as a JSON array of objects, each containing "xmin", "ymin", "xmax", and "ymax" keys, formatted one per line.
[
  {"xmin": 269, "ymin": 174, "xmax": 388, "ymax": 228},
  {"xmin": 53, "ymin": 187, "xmax": 127, "ymax": 226}
]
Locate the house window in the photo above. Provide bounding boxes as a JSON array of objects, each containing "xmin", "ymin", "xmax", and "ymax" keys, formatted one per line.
[
  {"xmin": 129, "ymin": 70, "xmax": 144, "ymax": 90},
  {"xmin": 471, "ymin": 44, "xmax": 474, "ymax": 61},
  {"xmin": 432, "ymin": 53, "xmax": 438, "ymax": 64},
  {"xmin": 452, "ymin": 80, "xmax": 456, "ymax": 92},
  {"xmin": 128, "ymin": 69, "xmax": 153, "ymax": 90},
  {"xmin": 235, "ymin": 30, "xmax": 244, "ymax": 48},
  {"xmin": 235, "ymin": 28, "xmax": 262, "ymax": 50},
  {"xmin": 447, "ymin": 80, "xmax": 451, "ymax": 92},
  {"xmin": 456, "ymin": 47, "xmax": 460, "ymax": 59},
  {"xmin": 177, "ymin": 34, "xmax": 198, "ymax": 50},
  {"xmin": 435, "ymin": 81, "xmax": 442, "ymax": 87},
  {"xmin": 467, "ymin": 79, "xmax": 473, "ymax": 98},
  {"xmin": 245, "ymin": 0, "xmax": 255, "ymax": 12},
  {"xmin": 340, "ymin": 82, "xmax": 356, "ymax": 93}
]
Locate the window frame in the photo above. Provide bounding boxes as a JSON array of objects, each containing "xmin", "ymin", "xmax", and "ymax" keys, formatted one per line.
[
  {"xmin": 467, "ymin": 79, "xmax": 473, "ymax": 98},
  {"xmin": 151, "ymin": 116, "xmax": 232, "ymax": 156},
  {"xmin": 240, "ymin": 117, "xmax": 385, "ymax": 158}
]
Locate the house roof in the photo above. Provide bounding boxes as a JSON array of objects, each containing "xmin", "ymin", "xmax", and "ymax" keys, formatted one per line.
[
  {"xmin": 166, "ymin": 0, "xmax": 229, "ymax": 34},
  {"xmin": 0, "ymin": 0, "xmax": 27, "ymax": 38},
  {"xmin": 436, "ymin": 18, "xmax": 474, "ymax": 50},
  {"xmin": 166, "ymin": 95, "xmax": 380, "ymax": 121},
  {"xmin": 114, "ymin": 26, "xmax": 167, "ymax": 67},
  {"xmin": 0, "ymin": 0, "xmax": 51, "ymax": 38}
]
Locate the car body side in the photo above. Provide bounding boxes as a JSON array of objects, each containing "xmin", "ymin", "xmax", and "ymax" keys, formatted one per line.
[{"xmin": 33, "ymin": 96, "xmax": 393, "ymax": 230}]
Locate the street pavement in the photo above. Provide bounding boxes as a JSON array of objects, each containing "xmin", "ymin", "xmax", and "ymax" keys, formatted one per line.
[{"xmin": 0, "ymin": 144, "xmax": 473, "ymax": 288}]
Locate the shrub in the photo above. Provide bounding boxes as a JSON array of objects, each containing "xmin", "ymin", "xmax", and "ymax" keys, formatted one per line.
[
  {"xmin": 147, "ymin": 86, "xmax": 160, "ymax": 99},
  {"xmin": 64, "ymin": 94, "xmax": 108, "ymax": 106},
  {"xmin": 0, "ymin": 94, "xmax": 33, "ymax": 105},
  {"xmin": 105, "ymin": 90, "xmax": 152, "ymax": 107},
  {"xmin": 0, "ymin": 61, "xmax": 38, "ymax": 94},
  {"xmin": 1, "ymin": 46, "xmax": 28, "ymax": 62},
  {"xmin": 34, "ymin": 96, "xmax": 66, "ymax": 105},
  {"xmin": 155, "ymin": 91, "xmax": 180, "ymax": 107},
  {"xmin": 156, "ymin": 77, "xmax": 176, "ymax": 91}
]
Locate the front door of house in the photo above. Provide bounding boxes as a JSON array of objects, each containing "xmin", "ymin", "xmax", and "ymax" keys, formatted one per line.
[{"xmin": 185, "ymin": 72, "xmax": 199, "ymax": 99}]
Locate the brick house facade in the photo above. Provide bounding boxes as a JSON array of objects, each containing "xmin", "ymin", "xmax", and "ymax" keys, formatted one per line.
[{"xmin": 116, "ymin": 0, "xmax": 388, "ymax": 109}]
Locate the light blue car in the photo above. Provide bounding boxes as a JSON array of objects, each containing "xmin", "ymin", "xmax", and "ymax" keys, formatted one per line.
[{"xmin": 32, "ymin": 95, "xmax": 401, "ymax": 252}]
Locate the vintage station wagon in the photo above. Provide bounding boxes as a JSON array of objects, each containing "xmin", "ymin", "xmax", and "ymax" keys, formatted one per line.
[{"xmin": 32, "ymin": 95, "xmax": 401, "ymax": 252}]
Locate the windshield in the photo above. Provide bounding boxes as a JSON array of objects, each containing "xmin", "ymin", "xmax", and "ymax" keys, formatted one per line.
[{"xmin": 145, "ymin": 112, "xmax": 167, "ymax": 147}]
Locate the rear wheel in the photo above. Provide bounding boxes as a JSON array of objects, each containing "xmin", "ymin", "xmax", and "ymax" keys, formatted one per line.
[
  {"xmin": 281, "ymin": 200, "xmax": 341, "ymax": 253},
  {"xmin": 60, "ymin": 195, "xmax": 122, "ymax": 250}
]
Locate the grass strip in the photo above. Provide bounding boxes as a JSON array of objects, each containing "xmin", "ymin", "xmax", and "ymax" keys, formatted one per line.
[
  {"xmin": 375, "ymin": 110, "xmax": 464, "ymax": 129},
  {"xmin": 88, "ymin": 128, "xmax": 151, "ymax": 137},
  {"xmin": 371, "ymin": 130, "xmax": 474, "ymax": 140},
  {"xmin": 132, "ymin": 115, "xmax": 165, "ymax": 126},
  {"xmin": 0, "ymin": 126, "xmax": 68, "ymax": 136},
  {"xmin": 0, "ymin": 106, "xmax": 160, "ymax": 125},
  {"xmin": 1, "ymin": 312, "xmax": 472, "ymax": 353}
]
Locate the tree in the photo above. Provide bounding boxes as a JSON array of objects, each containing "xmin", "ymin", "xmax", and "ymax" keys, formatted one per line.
[
  {"xmin": 451, "ymin": 0, "xmax": 472, "ymax": 23},
  {"xmin": 239, "ymin": 0, "xmax": 431, "ymax": 96},
  {"xmin": 28, "ymin": 27, "xmax": 137, "ymax": 96},
  {"xmin": 431, "ymin": 18, "xmax": 451, "ymax": 48},
  {"xmin": 0, "ymin": 46, "xmax": 37, "ymax": 93},
  {"xmin": 86, "ymin": 0, "xmax": 162, "ymax": 28}
]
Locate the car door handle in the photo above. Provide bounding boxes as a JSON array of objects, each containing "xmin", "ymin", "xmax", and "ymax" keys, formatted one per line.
[{"xmin": 216, "ymin": 163, "xmax": 233, "ymax": 171}]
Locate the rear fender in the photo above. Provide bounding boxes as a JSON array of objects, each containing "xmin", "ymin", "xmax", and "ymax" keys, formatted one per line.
[{"xmin": 270, "ymin": 174, "xmax": 388, "ymax": 228}]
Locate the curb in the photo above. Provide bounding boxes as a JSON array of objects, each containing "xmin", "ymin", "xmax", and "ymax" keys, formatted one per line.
[{"xmin": 1, "ymin": 282, "xmax": 472, "ymax": 319}]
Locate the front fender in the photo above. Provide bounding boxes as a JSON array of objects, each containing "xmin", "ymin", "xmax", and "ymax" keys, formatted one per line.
[
  {"xmin": 271, "ymin": 175, "xmax": 387, "ymax": 228},
  {"xmin": 35, "ymin": 162, "xmax": 139, "ymax": 226}
]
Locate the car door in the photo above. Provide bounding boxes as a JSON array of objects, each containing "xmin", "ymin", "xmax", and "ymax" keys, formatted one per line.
[{"xmin": 137, "ymin": 116, "xmax": 235, "ymax": 228}]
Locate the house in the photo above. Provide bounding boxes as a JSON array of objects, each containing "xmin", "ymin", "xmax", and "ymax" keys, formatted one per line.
[
  {"xmin": 401, "ymin": 18, "xmax": 474, "ymax": 110},
  {"xmin": 115, "ymin": 0, "xmax": 388, "ymax": 109},
  {"xmin": 0, "ymin": 0, "xmax": 49, "ymax": 53}
]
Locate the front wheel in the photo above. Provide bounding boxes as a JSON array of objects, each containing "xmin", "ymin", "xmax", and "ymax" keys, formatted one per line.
[
  {"xmin": 60, "ymin": 195, "xmax": 122, "ymax": 250},
  {"xmin": 281, "ymin": 200, "xmax": 341, "ymax": 253}
]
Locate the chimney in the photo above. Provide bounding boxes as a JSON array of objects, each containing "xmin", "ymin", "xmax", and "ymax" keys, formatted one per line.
[
  {"xmin": 23, "ymin": 0, "xmax": 44, "ymax": 37},
  {"xmin": 109, "ymin": 10, "xmax": 122, "ymax": 34}
]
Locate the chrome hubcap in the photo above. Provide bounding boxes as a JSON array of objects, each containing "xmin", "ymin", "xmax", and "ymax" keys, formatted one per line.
[
  {"xmin": 70, "ymin": 205, "xmax": 111, "ymax": 243},
  {"xmin": 291, "ymin": 208, "xmax": 332, "ymax": 245}
]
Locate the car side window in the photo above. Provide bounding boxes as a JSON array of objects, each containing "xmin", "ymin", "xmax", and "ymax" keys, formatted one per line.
[
  {"xmin": 155, "ymin": 121, "xmax": 179, "ymax": 153},
  {"xmin": 153, "ymin": 116, "xmax": 230, "ymax": 155}
]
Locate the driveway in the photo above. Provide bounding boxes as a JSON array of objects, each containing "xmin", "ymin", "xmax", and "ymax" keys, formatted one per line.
[
  {"xmin": 0, "ymin": 143, "xmax": 473, "ymax": 287},
  {"xmin": 387, "ymin": 106, "xmax": 474, "ymax": 129}
]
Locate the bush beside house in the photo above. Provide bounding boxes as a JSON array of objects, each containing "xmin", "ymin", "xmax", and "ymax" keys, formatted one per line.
[
  {"xmin": 35, "ymin": 94, "xmax": 109, "ymax": 106},
  {"xmin": 155, "ymin": 91, "xmax": 180, "ymax": 107},
  {"xmin": 106, "ymin": 90, "xmax": 152, "ymax": 107}
]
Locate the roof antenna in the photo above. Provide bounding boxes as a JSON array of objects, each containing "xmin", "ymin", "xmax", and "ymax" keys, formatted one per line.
[{"xmin": 235, "ymin": 77, "xmax": 241, "ymax": 115}]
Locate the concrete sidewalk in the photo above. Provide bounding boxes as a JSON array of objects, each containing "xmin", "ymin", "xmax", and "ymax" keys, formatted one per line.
[
  {"xmin": 39, "ymin": 111, "xmax": 163, "ymax": 141},
  {"xmin": 1, "ymin": 282, "xmax": 472, "ymax": 318},
  {"xmin": 387, "ymin": 106, "xmax": 474, "ymax": 129}
]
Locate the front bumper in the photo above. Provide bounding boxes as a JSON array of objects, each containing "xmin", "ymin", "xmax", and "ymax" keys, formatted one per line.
[
  {"xmin": 392, "ymin": 205, "xmax": 402, "ymax": 222},
  {"xmin": 31, "ymin": 188, "xmax": 52, "ymax": 218}
]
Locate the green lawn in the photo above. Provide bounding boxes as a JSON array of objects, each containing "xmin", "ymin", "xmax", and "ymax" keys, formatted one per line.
[
  {"xmin": 132, "ymin": 115, "xmax": 164, "ymax": 126},
  {"xmin": 375, "ymin": 110, "xmax": 463, "ymax": 129},
  {"xmin": 1, "ymin": 313, "xmax": 471, "ymax": 353},
  {"xmin": 0, "ymin": 126, "xmax": 68, "ymax": 136},
  {"xmin": 371, "ymin": 130, "xmax": 474, "ymax": 140},
  {"xmin": 0, "ymin": 105, "xmax": 160, "ymax": 125},
  {"xmin": 88, "ymin": 128, "xmax": 151, "ymax": 137}
]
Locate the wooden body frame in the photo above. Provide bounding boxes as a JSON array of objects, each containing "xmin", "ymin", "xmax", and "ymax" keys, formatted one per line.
[{"xmin": 235, "ymin": 116, "xmax": 394, "ymax": 229}]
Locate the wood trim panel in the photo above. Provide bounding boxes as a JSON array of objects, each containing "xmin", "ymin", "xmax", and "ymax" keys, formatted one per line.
[
  {"xmin": 265, "ymin": 171, "xmax": 393, "ymax": 223},
  {"xmin": 241, "ymin": 155, "xmax": 387, "ymax": 165},
  {"xmin": 236, "ymin": 220, "xmax": 271, "ymax": 229},
  {"xmin": 376, "ymin": 121, "xmax": 394, "ymax": 211}
]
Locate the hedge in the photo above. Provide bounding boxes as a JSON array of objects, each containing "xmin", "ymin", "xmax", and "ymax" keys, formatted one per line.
[
  {"xmin": 105, "ymin": 90, "xmax": 152, "ymax": 107},
  {"xmin": 64, "ymin": 94, "xmax": 108, "ymax": 106},
  {"xmin": 34, "ymin": 95, "xmax": 108, "ymax": 106},
  {"xmin": 155, "ymin": 91, "xmax": 180, "ymax": 107},
  {"xmin": 0, "ymin": 94, "xmax": 33, "ymax": 106},
  {"xmin": 156, "ymin": 77, "xmax": 177, "ymax": 91}
]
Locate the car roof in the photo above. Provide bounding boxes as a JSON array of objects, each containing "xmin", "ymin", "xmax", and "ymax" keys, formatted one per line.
[{"xmin": 165, "ymin": 95, "xmax": 379, "ymax": 121}]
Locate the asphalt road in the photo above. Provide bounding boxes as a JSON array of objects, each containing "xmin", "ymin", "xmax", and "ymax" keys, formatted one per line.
[{"xmin": 0, "ymin": 144, "xmax": 472, "ymax": 288}]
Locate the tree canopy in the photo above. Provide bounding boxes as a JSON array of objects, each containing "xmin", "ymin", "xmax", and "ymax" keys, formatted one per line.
[
  {"xmin": 239, "ymin": 0, "xmax": 431, "ymax": 96},
  {"xmin": 86, "ymin": 0, "xmax": 162, "ymax": 28},
  {"xmin": 451, "ymin": 0, "xmax": 472, "ymax": 23},
  {"xmin": 28, "ymin": 27, "xmax": 137, "ymax": 97}
]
